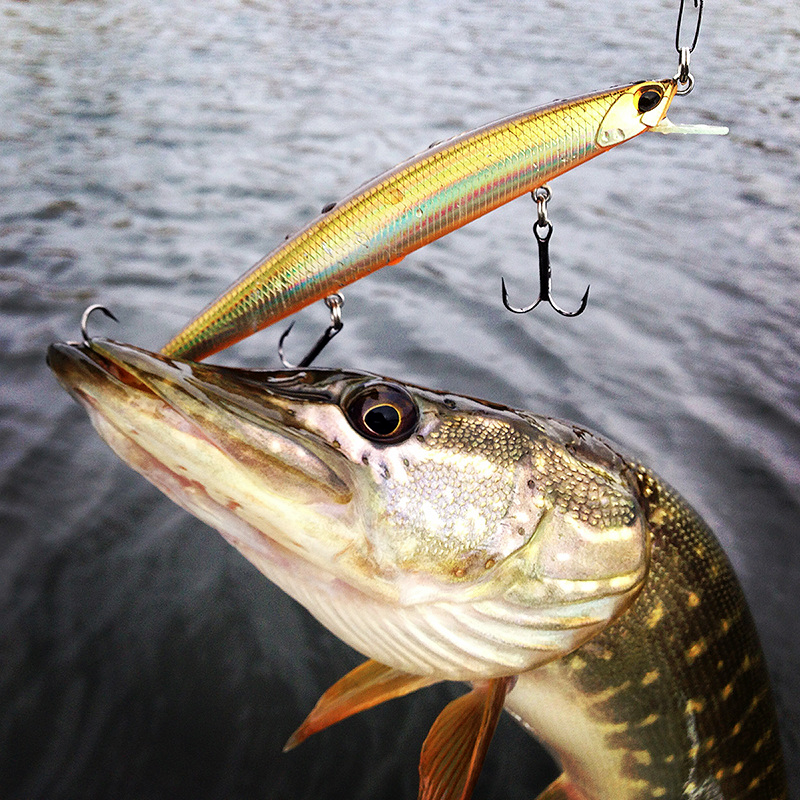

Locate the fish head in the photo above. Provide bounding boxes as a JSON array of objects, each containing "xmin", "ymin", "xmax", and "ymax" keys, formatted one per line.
[
  {"xmin": 48, "ymin": 339, "xmax": 649, "ymax": 680},
  {"xmin": 596, "ymin": 78, "xmax": 677, "ymax": 147}
]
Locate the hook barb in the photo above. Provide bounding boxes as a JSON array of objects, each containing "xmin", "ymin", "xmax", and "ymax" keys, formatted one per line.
[
  {"xmin": 279, "ymin": 294, "xmax": 344, "ymax": 368},
  {"xmin": 80, "ymin": 304, "xmax": 118, "ymax": 344}
]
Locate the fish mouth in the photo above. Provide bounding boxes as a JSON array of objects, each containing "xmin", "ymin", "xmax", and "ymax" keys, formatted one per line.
[
  {"xmin": 48, "ymin": 338, "xmax": 352, "ymax": 500},
  {"xmin": 47, "ymin": 339, "xmax": 360, "ymax": 570}
]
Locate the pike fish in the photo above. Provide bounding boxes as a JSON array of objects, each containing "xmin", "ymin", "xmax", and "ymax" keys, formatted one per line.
[
  {"xmin": 48, "ymin": 337, "xmax": 786, "ymax": 800},
  {"xmin": 162, "ymin": 79, "xmax": 726, "ymax": 362}
]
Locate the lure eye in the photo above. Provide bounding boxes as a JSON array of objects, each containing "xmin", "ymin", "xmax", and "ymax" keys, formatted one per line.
[
  {"xmin": 343, "ymin": 382, "xmax": 419, "ymax": 444},
  {"xmin": 637, "ymin": 87, "xmax": 664, "ymax": 114}
]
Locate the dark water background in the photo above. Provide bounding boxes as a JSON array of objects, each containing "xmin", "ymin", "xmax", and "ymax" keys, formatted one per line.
[{"xmin": 1, "ymin": 1, "xmax": 798, "ymax": 798}]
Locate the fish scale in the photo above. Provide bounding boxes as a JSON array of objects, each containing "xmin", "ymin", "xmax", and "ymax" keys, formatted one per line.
[{"xmin": 506, "ymin": 466, "xmax": 786, "ymax": 800}]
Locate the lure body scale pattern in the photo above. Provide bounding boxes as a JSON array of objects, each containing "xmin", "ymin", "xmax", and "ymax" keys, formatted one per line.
[{"xmin": 162, "ymin": 80, "xmax": 677, "ymax": 360}]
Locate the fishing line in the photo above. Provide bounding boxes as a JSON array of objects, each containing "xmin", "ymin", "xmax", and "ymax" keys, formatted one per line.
[{"xmin": 674, "ymin": 0, "xmax": 703, "ymax": 94}]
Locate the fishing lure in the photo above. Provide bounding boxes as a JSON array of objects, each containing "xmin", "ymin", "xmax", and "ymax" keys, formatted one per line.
[{"xmin": 161, "ymin": 77, "xmax": 725, "ymax": 362}]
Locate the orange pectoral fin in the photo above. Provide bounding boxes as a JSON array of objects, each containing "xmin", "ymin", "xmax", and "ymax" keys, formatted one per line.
[
  {"xmin": 284, "ymin": 659, "xmax": 438, "ymax": 751},
  {"xmin": 534, "ymin": 774, "xmax": 588, "ymax": 800},
  {"xmin": 417, "ymin": 675, "xmax": 515, "ymax": 800}
]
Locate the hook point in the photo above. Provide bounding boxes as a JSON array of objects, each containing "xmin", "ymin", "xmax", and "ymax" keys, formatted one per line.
[
  {"xmin": 554, "ymin": 284, "xmax": 590, "ymax": 318},
  {"xmin": 278, "ymin": 294, "xmax": 344, "ymax": 369},
  {"xmin": 501, "ymin": 276, "xmax": 540, "ymax": 314},
  {"xmin": 80, "ymin": 304, "xmax": 118, "ymax": 344}
]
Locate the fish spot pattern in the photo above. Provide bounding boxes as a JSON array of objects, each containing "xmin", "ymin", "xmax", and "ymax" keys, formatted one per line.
[{"xmin": 543, "ymin": 464, "xmax": 786, "ymax": 799}]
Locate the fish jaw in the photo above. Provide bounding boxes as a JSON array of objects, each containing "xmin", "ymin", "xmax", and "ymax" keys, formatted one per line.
[
  {"xmin": 48, "ymin": 339, "xmax": 650, "ymax": 680},
  {"xmin": 48, "ymin": 339, "xmax": 358, "ymax": 558}
]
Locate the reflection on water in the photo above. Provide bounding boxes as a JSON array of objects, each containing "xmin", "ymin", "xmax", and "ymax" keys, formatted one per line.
[{"xmin": 1, "ymin": 1, "xmax": 798, "ymax": 798}]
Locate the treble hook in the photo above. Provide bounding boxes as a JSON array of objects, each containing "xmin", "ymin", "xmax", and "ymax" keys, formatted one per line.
[
  {"xmin": 80, "ymin": 304, "xmax": 118, "ymax": 343},
  {"xmin": 501, "ymin": 188, "xmax": 589, "ymax": 318},
  {"xmin": 674, "ymin": 0, "xmax": 703, "ymax": 95},
  {"xmin": 279, "ymin": 293, "xmax": 344, "ymax": 368}
]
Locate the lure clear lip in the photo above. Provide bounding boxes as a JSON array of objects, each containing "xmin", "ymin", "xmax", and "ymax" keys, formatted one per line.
[{"xmin": 651, "ymin": 117, "xmax": 729, "ymax": 135}]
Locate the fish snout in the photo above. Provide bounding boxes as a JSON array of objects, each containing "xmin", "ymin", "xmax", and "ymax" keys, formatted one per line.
[{"xmin": 47, "ymin": 339, "xmax": 145, "ymax": 408}]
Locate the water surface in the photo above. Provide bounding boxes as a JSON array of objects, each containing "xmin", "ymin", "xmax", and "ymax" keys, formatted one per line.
[{"xmin": 1, "ymin": 1, "xmax": 798, "ymax": 798}]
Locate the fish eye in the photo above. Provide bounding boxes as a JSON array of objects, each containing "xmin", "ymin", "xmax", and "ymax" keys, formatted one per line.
[
  {"xmin": 342, "ymin": 382, "xmax": 419, "ymax": 444},
  {"xmin": 637, "ymin": 87, "xmax": 664, "ymax": 114}
]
